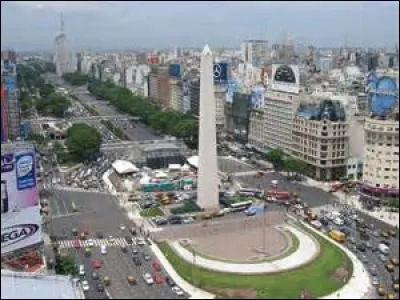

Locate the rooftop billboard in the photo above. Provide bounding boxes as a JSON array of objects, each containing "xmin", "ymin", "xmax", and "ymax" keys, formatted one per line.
[
  {"xmin": 213, "ymin": 63, "xmax": 228, "ymax": 83},
  {"xmin": 1, "ymin": 149, "xmax": 41, "ymax": 255}
]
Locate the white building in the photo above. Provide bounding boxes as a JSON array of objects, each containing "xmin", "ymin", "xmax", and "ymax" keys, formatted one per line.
[{"xmin": 241, "ymin": 40, "xmax": 270, "ymax": 66}]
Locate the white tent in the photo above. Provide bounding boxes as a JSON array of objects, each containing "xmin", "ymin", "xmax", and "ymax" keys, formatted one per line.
[
  {"xmin": 112, "ymin": 160, "xmax": 139, "ymax": 175},
  {"xmin": 187, "ymin": 156, "xmax": 199, "ymax": 168}
]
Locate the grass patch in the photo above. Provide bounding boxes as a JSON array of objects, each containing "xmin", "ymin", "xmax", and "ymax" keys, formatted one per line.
[
  {"xmin": 140, "ymin": 207, "xmax": 165, "ymax": 217},
  {"xmin": 182, "ymin": 230, "xmax": 300, "ymax": 264},
  {"xmin": 158, "ymin": 225, "xmax": 353, "ymax": 299},
  {"xmin": 170, "ymin": 200, "xmax": 202, "ymax": 215}
]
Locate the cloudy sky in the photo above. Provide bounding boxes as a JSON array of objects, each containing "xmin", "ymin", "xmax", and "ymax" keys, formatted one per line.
[{"xmin": 1, "ymin": 1, "xmax": 398, "ymax": 51}]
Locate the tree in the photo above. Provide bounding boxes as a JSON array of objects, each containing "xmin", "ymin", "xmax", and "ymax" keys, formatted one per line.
[
  {"xmin": 55, "ymin": 254, "xmax": 77, "ymax": 276},
  {"xmin": 283, "ymin": 156, "xmax": 299, "ymax": 175},
  {"xmin": 265, "ymin": 148, "xmax": 284, "ymax": 170},
  {"xmin": 66, "ymin": 123, "xmax": 101, "ymax": 162},
  {"xmin": 62, "ymin": 72, "xmax": 89, "ymax": 86}
]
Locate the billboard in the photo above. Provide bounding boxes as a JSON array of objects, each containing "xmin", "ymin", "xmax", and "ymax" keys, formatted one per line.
[
  {"xmin": 1, "ymin": 150, "xmax": 41, "ymax": 255},
  {"xmin": 370, "ymin": 76, "xmax": 398, "ymax": 116},
  {"xmin": 251, "ymin": 86, "xmax": 265, "ymax": 109},
  {"xmin": 169, "ymin": 64, "xmax": 181, "ymax": 78},
  {"xmin": 213, "ymin": 63, "xmax": 228, "ymax": 83},
  {"xmin": 4, "ymin": 76, "xmax": 17, "ymax": 94},
  {"xmin": 271, "ymin": 64, "xmax": 300, "ymax": 94}
]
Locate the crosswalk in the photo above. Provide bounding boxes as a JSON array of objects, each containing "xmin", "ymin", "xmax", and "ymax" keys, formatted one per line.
[{"xmin": 57, "ymin": 237, "xmax": 128, "ymax": 249}]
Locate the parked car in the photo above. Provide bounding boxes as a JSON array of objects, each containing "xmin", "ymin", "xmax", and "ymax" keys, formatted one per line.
[
  {"xmin": 133, "ymin": 256, "xmax": 142, "ymax": 266},
  {"xmin": 92, "ymin": 272, "xmax": 99, "ymax": 280},
  {"xmin": 96, "ymin": 283, "xmax": 105, "ymax": 292},
  {"xmin": 142, "ymin": 252, "xmax": 151, "ymax": 261},
  {"xmin": 143, "ymin": 273, "xmax": 154, "ymax": 285},
  {"xmin": 153, "ymin": 273, "xmax": 164, "ymax": 284},
  {"xmin": 82, "ymin": 280, "xmax": 90, "ymax": 292},
  {"xmin": 166, "ymin": 276, "xmax": 176, "ymax": 287},
  {"xmin": 172, "ymin": 286, "xmax": 184, "ymax": 296},
  {"xmin": 372, "ymin": 277, "xmax": 380, "ymax": 286}
]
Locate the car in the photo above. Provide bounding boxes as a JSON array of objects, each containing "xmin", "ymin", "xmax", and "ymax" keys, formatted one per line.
[
  {"xmin": 347, "ymin": 237, "xmax": 356, "ymax": 244},
  {"xmin": 96, "ymin": 282, "xmax": 104, "ymax": 292},
  {"xmin": 131, "ymin": 247, "xmax": 139, "ymax": 255},
  {"xmin": 127, "ymin": 276, "xmax": 137, "ymax": 285},
  {"xmin": 319, "ymin": 217, "xmax": 329, "ymax": 226},
  {"xmin": 91, "ymin": 259, "xmax": 103, "ymax": 269},
  {"xmin": 379, "ymin": 254, "xmax": 388, "ymax": 262},
  {"xmin": 145, "ymin": 237, "xmax": 152, "ymax": 245},
  {"xmin": 385, "ymin": 263, "xmax": 395, "ymax": 272},
  {"xmin": 339, "ymin": 227, "xmax": 351, "ymax": 236},
  {"xmin": 389, "ymin": 230, "xmax": 397, "ymax": 238},
  {"xmin": 87, "ymin": 239, "xmax": 95, "ymax": 247},
  {"xmin": 125, "ymin": 236, "xmax": 133, "ymax": 244},
  {"xmin": 136, "ymin": 238, "xmax": 145, "ymax": 246},
  {"xmin": 390, "ymin": 257, "xmax": 399, "ymax": 266},
  {"xmin": 152, "ymin": 261, "xmax": 162, "ymax": 272},
  {"xmin": 372, "ymin": 277, "xmax": 380, "ymax": 286},
  {"xmin": 73, "ymin": 240, "xmax": 81, "ymax": 249},
  {"xmin": 154, "ymin": 217, "xmax": 168, "ymax": 226},
  {"xmin": 360, "ymin": 255, "xmax": 369, "ymax": 263},
  {"xmin": 143, "ymin": 273, "xmax": 154, "ymax": 285},
  {"xmin": 79, "ymin": 265, "xmax": 85, "ymax": 276},
  {"xmin": 372, "ymin": 231, "xmax": 380, "ymax": 237},
  {"xmin": 343, "ymin": 217, "xmax": 352, "ymax": 226},
  {"xmin": 82, "ymin": 280, "xmax": 90, "ymax": 292},
  {"xmin": 369, "ymin": 266, "xmax": 378, "ymax": 276},
  {"xmin": 166, "ymin": 276, "xmax": 176, "ymax": 287},
  {"xmin": 120, "ymin": 224, "xmax": 126, "ymax": 231},
  {"xmin": 101, "ymin": 245, "xmax": 107, "ymax": 255},
  {"xmin": 377, "ymin": 287, "xmax": 386, "ymax": 296},
  {"xmin": 172, "ymin": 286, "xmax": 184, "ymax": 296},
  {"xmin": 357, "ymin": 244, "xmax": 366, "ymax": 252},
  {"xmin": 132, "ymin": 256, "xmax": 142, "ymax": 266},
  {"xmin": 153, "ymin": 273, "xmax": 164, "ymax": 284},
  {"xmin": 380, "ymin": 240, "xmax": 391, "ymax": 246},
  {"xmin": 142, "ymin": 252, "xmax": 151, "ymax": 261},
  {"xmin": 368, "ymin": 223, "xmax": 375, "ymax": 230},
  {"xmin": 92, "ymin": 272, "xmax": 99, "ymax": 280},
  {"xmin": 393, "ymin": 282, "xmax": 399, "ymax": 292},
  {"xmin": 381, "ymin": 231, "xmax": 390, "ymax": 239}
]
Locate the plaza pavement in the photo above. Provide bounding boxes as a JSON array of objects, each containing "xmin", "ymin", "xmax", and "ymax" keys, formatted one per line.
[{"xmin": 169, "ymin": 225, "xmax": 319, "ymax": 274}]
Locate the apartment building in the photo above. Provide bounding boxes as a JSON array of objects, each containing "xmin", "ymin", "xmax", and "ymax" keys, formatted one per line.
[
  {"xmin": 291, "ymin": 100, "xmax": 349, "ymax": 180},
  {"xmin": 214, "ymin": 84, "xmax": 226, "ymax": 132},
  {"xmin": 362, "ymin": 115, "xmax": 399, "ymax": 189},
  {"xmin": 148, "ymin": 66, "xmax": 170, "ymax": 107},
  {"xmin": 169, "ymin": 78, "xmax": 182, "ymax": 112},
  {"xmin": 248, "ymin": 107, "xmax": 264, "ymax": 150},
  {"xmin": 189, "ymin": 78, "xmax": 200, "ymax": 116}
]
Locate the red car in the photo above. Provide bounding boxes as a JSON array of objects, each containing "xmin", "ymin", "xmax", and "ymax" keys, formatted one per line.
[
  {"xmin": 91, "ymin": 259, "xmax": 103, "ymax": 269},
  {"xmin": 153, "ymin": 273, "xmax": 164, "ymax": 284},
  {"xmin": 152, "ymin": 261, "xmax": 162, "ymax": 272},
  {"xmin": 73, "ymin": 240, "xmax": 81, "ymax": 249}
]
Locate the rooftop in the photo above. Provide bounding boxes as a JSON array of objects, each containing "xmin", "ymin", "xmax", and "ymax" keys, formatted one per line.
[{"xmin": 1, "ymin": 270, "xmax": 82, "ymax": 299}]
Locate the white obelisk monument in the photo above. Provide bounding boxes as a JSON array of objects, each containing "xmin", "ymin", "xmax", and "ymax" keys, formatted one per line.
[{"xmin": 197, "ymin": 45, "xmax": 219, "ymax": 210}]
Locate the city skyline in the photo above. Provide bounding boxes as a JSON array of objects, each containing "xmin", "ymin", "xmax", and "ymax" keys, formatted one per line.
[{"xmin": 1, "ymin": 1, "xmax": 399, "ymax": 52}]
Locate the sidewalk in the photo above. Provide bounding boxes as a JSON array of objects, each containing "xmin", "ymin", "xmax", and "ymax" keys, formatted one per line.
[{"xmin": 170, "ymin": 225, "xmax": 319, "ymax": 274}]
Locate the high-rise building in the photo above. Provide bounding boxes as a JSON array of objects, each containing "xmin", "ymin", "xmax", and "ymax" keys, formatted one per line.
[
  {"xmin": 197, "ymin": 45, "xmax": 219, "ymax": 210},
  {"xmin": 241, "ymin": 40, "xmax": 270, "ymax": 66},
  {"xmin": 1, "ymin": 50, "xmax": 20, "ymax": 142},
  {"xmin": 148, "ymin": 66, "xmax": 170, "ymax": 107},
  {"xmin": 54, "ymin": 13, "xmax": 70, "ymax": 76}
]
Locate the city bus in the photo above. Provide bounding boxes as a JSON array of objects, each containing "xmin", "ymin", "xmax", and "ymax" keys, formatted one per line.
[
  {"xmin": 230, "ymin": 200, "xmax": 253, "ymax": 212},
  {"xmin": 238, "ymin": 188, "xmax": 264, "ymax": 198}
]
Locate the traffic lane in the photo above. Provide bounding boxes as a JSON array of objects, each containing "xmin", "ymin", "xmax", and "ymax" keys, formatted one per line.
[
  {"xmin": 101, "ymin": 247, "xmax": 175, "ymax": 299},
  {"xmin": 71, "ymin": 247, "xmax": 109, "ymax": 299}
]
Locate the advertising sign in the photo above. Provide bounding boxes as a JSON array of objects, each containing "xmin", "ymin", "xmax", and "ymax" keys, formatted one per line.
[
  {"xmin": 169, "ymin": 64, "xmax": 181, "ymax": 78},
  {"xmin": 213, "ymin": 63, "xmax": 228, "ymax": 83},
  {"xmin": 5, "ymin": 77, "xmax": 17, "ymax": 94},
  {"xmin": 271, "ymin": 64, "xmax": 300, "ymax": 94},
  {"xmin": 1, "ymin": 150, "xmax": 41, "ymax": 255}
]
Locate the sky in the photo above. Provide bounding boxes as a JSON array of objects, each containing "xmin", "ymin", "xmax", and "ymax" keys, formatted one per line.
[{"xmin": 1, "ymin": 1, "xmax": 399, "ymax": 51}]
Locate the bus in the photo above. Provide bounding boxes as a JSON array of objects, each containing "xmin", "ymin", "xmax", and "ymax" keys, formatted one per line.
[
  {"xmin": 238, "ymin": 188, "xmax": 264, "ymax": 198},
  {"xmin": 230, "ymin": 200, "xmax": 253, "ymax": 212}
]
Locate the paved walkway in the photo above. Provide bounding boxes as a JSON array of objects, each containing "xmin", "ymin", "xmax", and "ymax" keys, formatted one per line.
[{"xmin": 170, "ymin": 225, "xmax": 319, "ymax": 274}]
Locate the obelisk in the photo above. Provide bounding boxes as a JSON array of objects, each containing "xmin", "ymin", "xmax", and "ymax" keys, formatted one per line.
[{"xmin": 197, "ymin": 45, "xmax": 219, "ymax": 210}]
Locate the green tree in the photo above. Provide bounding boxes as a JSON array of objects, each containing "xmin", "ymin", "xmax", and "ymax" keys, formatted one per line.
[
  {"xmin": 35, "ymin": 92, "xmax": 70, "ymax": 118},
  {"xmin": 27, "ymin": 132, "xmax": 46, "ymax": 145},
  {"xmin": 265, "ymin": 148, "xmax": 284, "ymax": 170},
  {"xmin": 66, "ymin": 123, "xmax": 101, "ymax": 162},
  {"xmin": 55, "ymin": 254, "xmax": 77, "ymax": 276},
  {"xmin": 62, "ymin": 72, "xmax": 89, "ymax": 86}
]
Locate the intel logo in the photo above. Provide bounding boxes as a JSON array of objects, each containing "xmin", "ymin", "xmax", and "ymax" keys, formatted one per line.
[{"xmin": 16, "ymin": 155, "xmax": 33, "ymax": 177}]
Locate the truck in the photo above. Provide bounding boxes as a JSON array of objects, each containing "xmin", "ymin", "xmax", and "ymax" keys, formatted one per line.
[{"xmin": 329, "ymin": 230, "xmax": 346, "ymax": 243}]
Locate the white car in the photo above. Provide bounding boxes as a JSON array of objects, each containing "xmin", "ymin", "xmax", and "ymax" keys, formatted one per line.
[
  {"xmin": 101, "ymin": 245, "xmax": 107, "ymax": 255},
  {"xmin": 82, "ymin": 280, "xmax": 90, "ymax": 292},
  {"xmin": 143, "ymin": 273, "xmax": 154, "ymax": 285},
  {"xmin": 136, "ymin": 238, "xmax": 145, "ymax": 246},
  {"xmin": 79, "ymin": 265, "xmax": 85, "ymax": 276},
  {"xmin": 87, "ymin": 239, "xmax": 95, "ymax": 247},
  {"xmin": 120, "ymin": 224, "xmax": 126, "ymax": 231},
  {"xmin": 172, "ymin": 286, "xmax": 184, "ymax": 296},
  {"xmin": 333, "ymin": 217, "xmax": 344, "ymax": 226}
]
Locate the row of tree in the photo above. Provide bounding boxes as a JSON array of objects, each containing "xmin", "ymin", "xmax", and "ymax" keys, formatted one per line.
[
  {"xmin": 62, "ymin": 72, "xmax": 89, "ymax": 86},
  {"xmin": 265, "ymin": 148, "xmax": 310, "ymax": 176},
  {"xmin": 87, "ymin": 80, "xmax": 199, "ymax": 148},
  {"xmin": 35, "ymin": 92, "xmax": 70, "ymax": 118}
]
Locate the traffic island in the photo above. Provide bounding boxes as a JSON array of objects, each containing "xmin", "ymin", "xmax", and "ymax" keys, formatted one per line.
[{"xmin": 157, "ymin": 224, "xmax": 353, "ymax": 299}]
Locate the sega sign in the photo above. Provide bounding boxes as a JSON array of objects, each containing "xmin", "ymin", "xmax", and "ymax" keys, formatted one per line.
[{"xmin": 213, "ymin": 63, "xmax": 228, "ymax": 83}]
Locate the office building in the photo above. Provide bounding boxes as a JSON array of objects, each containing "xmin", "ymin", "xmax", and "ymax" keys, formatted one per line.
[
  {"xmin": 291, "ymin": 100, "xmax": 349, "ymax": 180},
  {"xmin": 241, "ymin": 40, "xmax": 270, "ymax": 66},
  {"xmin": 1, "ymin": 50, "xmax": 20, "ymax": 141},
  {"xmin": 148, "ymin": 66, "xmax": 170, "ymax": 107}
]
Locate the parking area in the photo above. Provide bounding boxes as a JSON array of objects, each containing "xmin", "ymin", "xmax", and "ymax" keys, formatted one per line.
[{"xmin": 218, "ymin": 156, "xmax": 255, "ymax": 174}]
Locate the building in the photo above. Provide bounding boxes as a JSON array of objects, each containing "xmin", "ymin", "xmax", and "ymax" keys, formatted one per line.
[
  {"xmin": 148, "ymin": 66, "xmax": 170, "ymax": 107},
  {"xmin": 362, "ymin": 115, "xmax": 399, "ymax": 189},
  {"xmin": 231, "ymin": 92, "xmax": 251, "ymax": 143},
  {"xmin": 241, "ymin": 40, "xmax": 270, "ymax": 66},
  {"xmin": 291, "ymin": 100, "xmax": 349, "ymax": 180},
  {"xmin": 54, "ymin": 13, "xmax": 69, "ymax": 76},
  {"xmin": 169, "ymin": 78, "xmax": 182, "ymax": 112},
  {"xmin": 214, "ymin": 84, "xmax": 226, "ymax": 132},
  {"xmin": 1, "ymin": 50, "xmax": 20, "ymax": 141},
  {"xmin": 263, "ymin": 64, "xmax": 301, "ymax": 153},
  {"xmin": 1, "ymin": 270, "xmax": 84, "ymax": 299},
  {"xmin": 189, "ymin": 77, "xmax": 200, "ymax": 116},
  {"xmin": 248, "ymin": 107, "xmax": 265, "ymax": 151},
  {"xmin": 197, "ymin": 45, "xmax": 219, "ymax": 210}
]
